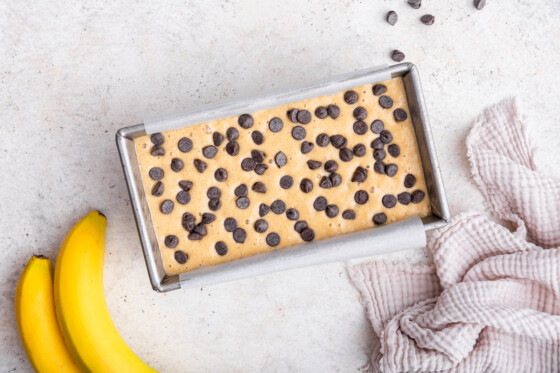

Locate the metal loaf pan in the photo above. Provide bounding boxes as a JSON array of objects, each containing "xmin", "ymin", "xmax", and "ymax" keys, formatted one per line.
[{"xmin": 116, "ymin": 63, "xmax": 450, "ymax": 292}]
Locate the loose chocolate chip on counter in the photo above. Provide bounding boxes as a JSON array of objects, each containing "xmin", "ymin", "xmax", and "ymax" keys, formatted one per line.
[
  {"xmin": 160, "ymin": 199, "xmax": 174, "ymax": 214},
  {"xmin": 315, "ymin": 106, "xmax": 328, "ymax": 119},
  {"xmin": 238, "ymin": 114, "xmax": 254, "ymax": 129},
  {"xmin": 316, "ymin": 133, "xmax": 330, "ymax": 147},
  {"xmin": 353, "ymin": 144, "xmax": 366, "ymax": 157},
  {"xmin": 254, "ymin": 219, "xmax": 269, "ymax": 233},
  {"xmin": 474, "ymin": 0, "xmax": 486, "ymax": 10},
  {"xmin": 344, "ymin": 90, "xmax": 359, "ymax": 104},
  {"xmin": 301, "ymin": 141, "xmax": 314, "ymax": 154},
  {"xmin": 371, "ymin": 119, "xmax": 384, "ymax": 134},
  {"xmin": 234, "ymin": 184, "xmax": 248, "ymax": 197},
  {"xmin": 165, "ymin": 235, "xmax": 178, "ymax": 248},
  {"xmin": 307, "ymin": 160, "xmax": 322, "ymax": 170},
  {"xmin": 225, "ymin": 141, "xmax": 240, "ymax": 156},
  {"xmin": 393, "ymin": 108, "xmax": 408, "ymax": 122},
  {"xmin": 371, "ymin": 138, "xmax": 384, "ymax": 150},
  {"xmin": 275, "ymin": 152, "xmax": 287, "ymax": 168},
  {"xmin": 241, "ymin": 157, "xmax": 256, "ymax": 171},
  {"xmin": 397, "ymin": 192, "xmax": 412, "ymax": 205},
  {"xmin": 252, "ymin": 182, "xmax": 267, "ymax": 193},
  {"xmin": 292, "ymin": 126, "xmax": 307, "ymax": 140},
  {"xmin": 224, "ymin": 217, "xmax": 238, "ymax": 232},
  {"xmin": 287, "ymin": 109, "xmax": 299, "ymax": 123},
  {"xmin": 226, "ymin": 127, "xmax": 239, "ymax": 141},
  {"xmin": 170, "ymin": 158, "xmax": 184, "ymax": 172},
  {"xmin": 391, "ymin": 50, "xmax": 406, "ymax": 62},
  {"xmin": 382, "ymin": 194, "xmax": 397, "ymax": 208},
  {"xmin": 354, "ymin": 190, "xmax": 369, "ymax": 205},
  {"xmin": 266, "ymin": 233, "xmax": 281, "ymax": 247},
  {"xmin": 176, "ymin": 191, "xmax": 191, "ymax": 205},
  {"xmin": 388, "ymin": 144, "xmax": 400, "ymax": 158},
  {"xmin": 182, "ymin": 213, "xmax": 196, "ymax": 231},
  {"xmin": 342, "ymin": 209, "xmax": 356, "ymax": 220},
  {"xmin": 294, "ymin": 221, "xmax": 308, "ymax": 233},
  {"xmin": 178, "ymin": 137, "xmax": 193, "ymax": 153},
  {"xmin": 411, "ymin": 190, "xmax": 425, "ymax": 203},
  {"xmin": 233, "ymin": 228, "xmax": 247, "ymax": 243},
  {"xmin": 319, "ymin": 176, "xmax": 332, "ymax": 189},
  {"xmin": 353, "ymin": 107, "xmax": 368, "ymax": 120},
  {"xmin": 251, "ymin": 131, "xmax": 264, "ymax": 145},
  {"xmin": 208, "ymin": 198, "xmax": 221, "ymax": 211},
  {"xmin": 280, "ymin": 175, "xmax": 294, "ymax": 189},
  {"xmin": 330, "ymin": 173, "xmax": 342, "ymax": 187},
  {"xmin": 379, "ymin": 95, "xmax": 394, "ymax": 109},
  {"xmin": 202, "ymin": 213, "xmax": 216, "ymax": 224},
  {"xmin": 286, "ymin": 208, "xmax": 299, "ymax": 221},
  {"xmin": 271, "ymin": 200, "xmax": 286, "ymax": 214},
  {"xmin": 151, "ymin": 146, "xmax": 165, "ymax": 157},
  {"xmin": 236, "ymin": 196, "xmax": 250, "ymax": 209},
  {"xmin": 300, "ymin": 178, "xmax": 314, "ymax": 193},
  {"xmin": 326, "ymin": 204, "xmax": 339, "ymax": 218},
  {"xmin": 313, "ymin": 196, "xmax": 328, "ymax": 211},
  {"xmin": 301, "ymin": 228, "xmax": 315, "ymax": 242},
  {"xmin": 255, "ymin": 163, "xmax": 268, "ymax": 175},
  {"xmin": 207, "ymin": 186, "xmax": 222, "ymax": 199},
  {"xmin": 214, "ymin": 168, "xmax": 228, "ymax": 182},
  {"xmin": 251, "ymin": 149, "xmax": 266, "ymax": 163},
  {"xmin": 373, "ymin": 149, "xmax": 387, "ymax": 161},
  {"xmin": 352, "ymin": 167, "xmax": 368, "ymax": 183},
  {"xmin": 269, "ymin": 117, "xmax": 284, "ymax": 132},
  {"xmin": 327, "ymin": 105, "xmax": 340, "ymax": 119},
  {"xmin": 215, "ymin": 241, "xmax": 228, "ymax": 256},
  {"xmin": 372, "ymin": 84, "xmax": 387, "ymax": 96},
  {"xmin": 380, "ymin": 130, "xmax": 393, "ymax": 144},
  {"xmin": 179, "ymin": 180, "xmax": 193, "ymax": 191},
  {"xmin": 404, "ymin": 174, "xmax": 417, "ymax": 188},
  {"xmin": 373, "ymin": 213, "xmax": 388, "ymax": 225},
  {"xmin": 151, "ymin": 133, "xmax": 165, "ymax": 145},
  {"xmin": 188, "ymin": 231, "xmax": 203, "ymax": 240},
  {"xmin": 152, "ymin": 181, "xmax": 164, "ymax": 196},
  {"xmin": 339, "ymin": 148, "xmax": 353, "ymax": 162},
  {"xmin": 202, "ymin": 145, "xmax": 218, "ymax": 159},
  {"xmin": 374, "ymin": 161, "xmax": 386, "ymax": 174},
  {"xmin": 421, "ymin": 14, "xmax": 434, "ymax": 25},
  {"xmin": 297, "ymin": 110, "xmax": 312, "ymax": 124},
  {"xmin": 259, "ymin": 203, "xmax": 270, "ymax": 217},
  {"xmin": 174, "ymin": 250, "xmax": 188, "ymax": 264},
  {"xmin": 194, "ymin": 159, "xmax": 208, "ymax": 173},
  {"xmin": 408, "ymin": 0, "xmax": 421, "ymax": 9},
  {"xmin": 213, "ymin": 132, "xmax": 225, "ymax": 146},
  {"xmin": 385, "ymin": 164, "xmax": 398, "ymax": 177},
  {"xmin": 324, "ymin": 160, "xmax": 338, "ymax": 173},
  {"xmin": 330, "ymin": 135, "xmax": 347, "ymax": 149},
  {"xmin": 386, "ymin": 10, "xmax": 398, "ymax": 26},
  {"xmin": 149, "ymin": 167, "xmax": 164, "ymax": 180},
  {"xmin": 353, "ymin": 121, "xmax": 368, "ymax": 135}
]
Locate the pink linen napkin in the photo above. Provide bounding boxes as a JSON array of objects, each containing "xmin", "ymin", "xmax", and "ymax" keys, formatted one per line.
[{"xmin": 347, "ymin": 98, "xmax": 560, "ymax": 372}]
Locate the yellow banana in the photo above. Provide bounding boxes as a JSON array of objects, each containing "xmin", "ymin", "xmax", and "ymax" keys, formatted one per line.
[
  {"xmin": 54, "ymin": 210, "xmax": 157, "ymax": 373},
  {"xmin": 15, "ymin": 255, "xmax": 82, "ymax": 373}
]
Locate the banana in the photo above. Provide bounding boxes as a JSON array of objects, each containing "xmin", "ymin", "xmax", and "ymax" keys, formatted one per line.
[
  {"xmin": 15, "ymin": 255, "xmax": 82, "ymax": 373},
  {"xmin": 54, "ymin": 210, "xmax": 157, "ymax": 373}
]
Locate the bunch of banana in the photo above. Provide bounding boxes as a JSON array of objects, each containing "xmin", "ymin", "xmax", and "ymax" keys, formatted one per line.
[{"xmin": 15, "ymin": 211, "xmax": 157, "ymax": 373}]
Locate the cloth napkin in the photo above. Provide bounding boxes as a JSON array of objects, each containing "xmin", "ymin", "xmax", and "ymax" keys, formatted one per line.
[{"xmin": 347, "ymin": 98, "xmax": 560, "ymax": 372}]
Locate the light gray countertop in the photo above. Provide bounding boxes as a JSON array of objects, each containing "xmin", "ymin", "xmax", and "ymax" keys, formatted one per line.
[{"xmin": 1, "ymin": 1, "xmax": 560, "ymax": 372}]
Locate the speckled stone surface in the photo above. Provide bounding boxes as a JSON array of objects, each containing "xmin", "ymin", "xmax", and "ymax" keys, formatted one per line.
[{"xmin": 1, "ymin": 1, "xmax": 560, "ymax": 372}]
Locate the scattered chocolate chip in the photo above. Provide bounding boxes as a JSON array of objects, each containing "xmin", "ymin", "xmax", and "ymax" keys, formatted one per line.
[
  {"xmin": 236, "ymin": 196, "xmax": 250, "ymax": 209},
  {"xmin": 251, "ymin": 131, "xmax": 264, "ymax": 145},
  {"xmin": 352, "ymin": 167, "xmax": 368, "ymax": 183},
  {"xmin": 286, "ymin": 208, "xmax": 299, "ymax": 221},
  {"xmin": 149, "ymin": 167, "xmax": 164, "ymax": 180},
  {"xmin": 385, "ymin": 164, "xmax": 398, "ymax": 177},
  {"xmin": 344, "ymin": 90, "xmax": 359, "ymax": 104},
  {"xmin": 301, "ymin": 141, "xmax": 314, "ymax": 154},
  {"xmin": 315, "ymin": 106, "xmax": 328, "ymax": 119},
  {"xmin": 373, "ymin": 149, "xmax": 387, "ymax": 161},
  {"xmin": 420, "ymin": 14, "xmax": 434, "ymax": 25},
  {"xmin": 179, "ymin": 180, "xmax": 193, "ymax": 191},
  {"xmin": 380, "ymin": 130, "xmax": 393, "ymax": 144},
  {"xmin": 371, "ymin": 120, "xmax": 384, "ymax": 134},
  {"xmin": 287, "ymin": 109, "xmax": 299, "ymax": 123},
  {"xmin": 374, "ymin": 161, "xmax": 386, "ymax": 174},
  {"xmin": 391, "ymin": 50, "xmax": 406, "ymax": 62},
  {"xmin": 474, "ymin": 0, "xmax": 485, "ymax": 10},
  {"xmin": 225, "ymin": 141, "xmax": 240, "ymax": 156},
  {"xmin": 292, "ymin": 126, "xmax": 306, "ymax": 140},
  {"xmin": 226, "ymin": 127, "xmax": 239, "ymax": 141},
  {"xmin": 213, "ymin": 132, "xmax": 225, "ymax": 146},
  {"xmin": 393, "ymin": 108, "xmax": 408, "ymax": 122},
  {"xmin": 324, "ymin": 160, "xmax": 338, "ymax": 173},
  {"xmin": 266, "ymin": 232, "xmax": 280, "ymax": 247},
  {"xmin": 241, "ymin": 157, "xmax": 256, "ymax": 171},
  {"xmin": 194, "ymin": 159, "xmax": 208, "ymax": 173},
  {"xmin": 215, "ymin": 241, "xmax": 228, "ymax": 256},
  {"xmin": 207, "ymin": 187, "xmax": 221, "ymax": 199},
  {"xmin": 313, "ymin": 196, "xmax": 328, "ymax": 211},
  {"xmin": 353, "ymin": 144, "xmax": 366, "ymax": 157},
  {"xmin": 275, "ymin": 152, "xmax": 287, "ymax": 167},
  {"xmin": 224, "ymin": 217, "xmax": 237, "ymax": 232},
  {"xmin": 373, "ymin": 213, "xmax": 387, "ymax": 225},
  {"xmin": 326, "ymin": 204, "xmax": 339, "ymax": 218},
  {"xmin": 232, "ymin": 185, "xmax": 247, "ymax": 198},
  {"xmin": 193, "ymin": 223, "xmax": 207, "ymax": 236},
  {"xmin": 174, "ymin": 250, "xmax": 188, "ymax": 264},
  {"xmin": 371, "ymin": 138, "xmax": 384, "ymax": 150},
  {"xmin": 397, "ymin": 192, "xmax": 412, "ymax": 205},
  {"xmin": 188, "ymin": 231, "xmax": 203, "ymax": 240},
  {"xmin": 178, "ymin": 137, "xmax": 193, "ymax": 153},
  {"xmin": 151, "ymin": 181, "xmax": 164, "ymax": 196},
  {"xmin": 297, "ymin": 110, "xmax": 312, "ymax": 124},
  {"xmin": 319, "ymin": 176, "xmax": 332, "ymax": 189},
  {"xmin": 233, "ymin": 228, "xmax": 246, "ymax": 243},
  {"xmin": 354, "ymin": 190, "xmax": 369, "ymax": 205},
  {"xmin": 353, "ymin": 121, "xmax": 368, "ymax": 135},
  {"xmin": 251, "ymin": 149, "xmax": 266, "ymax": 163},
  {"xmin": 255, "ymin": 163, "xmax": 268, "ymax": 175},
  {"xmin": 151, "ymin": 133, "xmax": 165, "ymax": 145},
  {"xmin": 342, "ymin": 209, "xmax": 356, "ymax": 220},
  {"xmin": 215, "ymin": 168, "xmax": 228, "ymax": 182},
  {"xmin": 404, "ymin": 174, "xmax": 417, "ymax": 188},
  {"xmin": 327, "ymin": 105, "xmax": 340, "ymax": 119},
  {"xmin": 164, "ymin": 235, "xmax": 178, "ymax": 248},
  {"xmin": 307, "ymin": 160, "xmax": 322, "ymax": 170},
  {"xmin": 372, "ymin": 84, "xmax": 387, "ymax": 96},
  {"xmin": 160, "ymin": 199, "xmax": 174, "ymax": 214},
  {"xmin": 330, "ymin": 135, "xmax": 347, "ymax": 149},
  {"xmin": 176, "ymin": 191, "xmax": 191, "ymax": 205},
  {"xmin": 269, "ymin": 117, "xmax": 284, "ymax": 132},
  {"xmin": 238, "ymin": 114, "xmax": 254, "ymax": 129},
  {"xmin": 339, "ymin": 148, "xmax": 353, "ymax": 162},
  {"xmin": 252, "ymin": 182, "xmax": 267, "ymax": 193},
  {"xmin": 353, "ymin": 107, "xmax": 368, "ymax": 120},
  {"xmin": 388, "ymin": 144, "xmax": 400, "ymax": 158},
  {"xmin": 301, "ymin": 228, "xmax": 315, "ymax": 242},
  {"xmin": 300, "ymin": 178, "xmax": 313, "ymax": 193},
  {"xmin": 271, "ymin": 200, "xmax": 286, "ymax": 214},
  {"xmin": 208, "ymin": 198, "xmax": 221, "ymax": 211},
  {"xmin": 379, "ymin": 95, "xmax": 394, "ymax": 109},
  {"xmin": 386, "ymin": 10, "xmax": 398, "ymax": 25},
  {"xmin": 182, "ymin": 213, "xmax": 196, "ymax": 231},
  {"xmin": 316, "ymin": 133, "xmax": 330, "ymax": 147},
  {"xmin": 280, "ymin": 175, "xmax": 294, "ymax": 189},
  {"xmin": 151, "ymin": 145, "xmax": 165, "ymax": 156},
  {"xmin": 411, "ymin": 190, "xmax": 425, "ymax": 203},
  {"xmin": 202, "ymin": 213, "xmax": 216, "ymax": 224},
  {"xmin": 294, "ymin": 221, "xmax": 308, "ymax": 233},
  {"xmin": 382, "ymin": 194, "xmax": 397, "ymax": 208},
  {"xmin": 202, "ymin": 145, "xmax": 218, "ymax": 159},
  {"xmin": 408, "ymin": 0, "xmax": 421, "ymax": 9},
  {"xmin": 259, "ymin": 203, "xmax": 270, "ymax": 217},
  {"xmin": 330, "ymin": 173, "xmax": 342, "ymax": 187},
  {"xmin": 254, "ymin": 219, "xmax": 269, "ymax": 233}
]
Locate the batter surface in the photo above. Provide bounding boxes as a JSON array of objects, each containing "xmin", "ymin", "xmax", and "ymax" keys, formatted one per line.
[{"xmin": 134, "ymin": 78, "xmax": 431, "ymax": 275}]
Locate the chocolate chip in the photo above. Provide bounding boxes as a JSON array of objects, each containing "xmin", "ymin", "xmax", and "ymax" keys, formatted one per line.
[
  {"xmin": 160, "ymin": 199, "xmax": 174, "ymax": 214},
  {"xmin": 327, "ymin": 105, "xmax": 340, "ymax": 119},
  {"xmin": 215, "ymin": 168, "xmax": 228, "ymax": 182},
  {"xmin": 404, "ymin": 174, "xmax": 417, "ymax": 188},
  {"xmin": 374, "ymin": 161, "xmax": 386, "ymax": 174},
  {"xmin": 152, "ymin": 181, "xmax": 164, "ymax": 196},
  {"xmin": 373, "ymin": 149, "xmax": 386, "ymax": 161},
  {"xmin": 224, "ymin": 217, "xmax": 237, "ymax": 232},
  {"xmin": 236, "ymin": 196, "xmax": 250, "ymax": 209},
  {"xmin": 174, "ymin": 250, "xmax": 188, "ymax": 264},
  {"xmin": 388, "ymin": 144, "xmax": 400, "ymax": 157},
  {"xmin": 215, "ymin": 241, "xmax": 228, "ymax": 256},
  {"xmin": 313, "ymin": 196, "xmax": 327, "ymax": 211},
  {"xmin": 372, "ymin": 84, "xmax": 387, "ymax": 96},
  {"xmin": 194, "ymin": 159, "xmax": 207, "ymax": 173},
  {"xmin": 208, "ymin": 198, "xmax": 221, "ymax": 211},
  {"xmin": 178, "ymin": 137, "xmax": 193, "ymax": 153},
  {"xmin": 371, "ymin": 138, "xmax": 384, "ymax": 150},
  {"xmin": 297, "ymin": 110, "xmax": 312, "ymax": 124},
  {"xmin": 324, "ymin": 160, "xmax": 338, "ymax": 173},
  {"xmin": 213, "ymin": 132, "xmax": 225, "ymax": 146},
  {"xmin": 241, "ymin": 157, "xmax": 256, "ymax": 171},
  {"xmin": 300, "ymin": 178, "xmax": 313, "ymax": 193},
  {"xmin": 165, "ymin": 235, "xmax": 178, "ymax": 248},
  {"xmin": 379, "ymin": 95, "xmax": 394, "ymax": 109},
  {"xmin": 271, "ymin": 200, "xmax": 286, "ymax": 214},
  {"xmin": 280, "ymin": 175, "xmax": 293, "ymax": 189},
  {"xmin": 315, "ymin": 106, "xmax": 328, "ymax": 119},
  {"xmin": 411, "ymin": 190, "xmax": 425, "ymax": 203},
  {"xmin": 385, "ymin": 164, "xmax": 398, "ymax": 177},
  {"xmin": 182, "ymin": 213, "xmax": 196, "ymax": 231},
  {"xmin": 397, "ymin": 192, "xmax": 412, "ymax": 205},
  {"xmin": 307, "ymin": 160, "xmax": 322, "ymax": 170},
  {"xmin": 255, "ymin": 163, "xmax": 268, "ymax": 175},
  {"xmin": 250, "ymin": 149, "xmax": 266, "ymax": 163},
  {"xmin": 252, "ymin": 182, "xmax": 266, "ymax": 193},
  {"xmin": 287, "ymin": 109, "xmax": 299, "ymax": 123},
  {"xmin": 393, "ymin": 108, "xmax": 408, "ymax": 122},
  {"xmin": 420, "ymin": 14, "xmax": 434, "ymax": 25},
  {"xmin": 225, "ymin": 141, "xmax": 240, "ymax": 156},
  {"xmin": 344, "ymin": 90, "xmax": 358, "ymax": 104},
  {"xmin": 373, "ymin": 213, "xmax": 387, "ymax": 225},
  {"xmin": 330, "ymin": 135, "xmax": 347, "ymax": 149},
  {"xmin": 202, "ymin": 213, "xmax": 216, "ymax": 224},
  {"xmin": 294, "ymin": 221, "xmax": 308, "ymax": 233},
  {"xmin": 286, "ymin": 208, "xmax": 299, "ymax": 221},
  {"xmin": 339, "ymin": 148, "xmax": 353, "ymax": 162},
  {"xmin": 354, "ymin": 190, "xmax": 369, "ymax": 205},
  {"xmin": 319, "ymin": 176, "xmax": 332, "ymax": 189},
  {"xmin": 391, "ymin": 50, "xmax": 405, "ymax": 62},
  {"xmin": 233, "ymin": 228, "xmax": 246, "ymax": 243},
  {"xmin": 380, "ymin": 130, "xmax": 393, "ymax": 144},
  {"xmin": 353, "ymin": 121, "xmax": 368, "ymax": 135},
  {"xmin": 301, "ymin": 228, "xmax": 315, "ymax": 242},
  {"xmin": 342, "ymin": 209, "xmax": 356, "ymax": 220},
  {"xmin": 353, "ymin": 107, "xmax": 367, "ymax": 120},
  {"xmin": 226, "ymin": 127, "xmax": 239, "ymax": 141},
  {"xmin": 292, "ymin": 126, "xmax": 306, "ymax": 140},
  {"xmin": 266, "ymin": 233, "xmax": 280, "ymax": 247},
  {"xmin": 254, "ymin": 219, "xmax": 269, "ymax": 233},
  {"xmin": 301, "ymin": 141, "xmax": 314, "ymax": 154},
  {"xmin": 330, "ymin": 173, "xmax": 342, "ymax": 187},
  {"xmin": 259, "ymin": 203, "xmax": 270, "ymax": 217},
  {"xmin": 151, "ymin": 145, "xmax": 165, "ymax": 156},
  {"xmin": 149, "ymin": 167, "xmax": 164, "ymax": 180},
  {"xmin": 232, "ymin": 185, "xmax": 246, "ymax": 198},
  {"xmin": 188, "ymin": 231, "xmax": 203, "ymax": 240},
  {"xmin": 176, "ymin": 191, "xmax": 191, "ymax": 205},
  {"xmin": 316, "ymin": 133, "xmax": 330, "ymax": 147},
  {"xmin": 386, "ymin": 10, "xmax": 398, "ymax": 25},
  {"xmin": 151, "ymin": 133, "xmax": 165, "ymax": 145},
  {"xmin": 238, "ymin": 114, "xmax": 254, "ymax": 129},
  {"xmin": 353, "ymin": 144, "xmax": 366, "ymax": 157},
  {"xmin": 382, "ymin": 194, "xmax": 397, "ymax": 208},
  {"xmin": 352, "ymin": 167, "xmax": 368, "ymax": 183},
  {"xmin": 202, "ymin": 145, "xmax": 218, "ymax": 159},
  {"xmin": 252, "ymin": 131, "xmax": 264, "ymax": 145},
  {"xmin": 326, "ymin": 204, "xmax": 339, "ymax": 218},
  {"xmin": 408, "ymin": 0, "xmax": 421, "ymax": 8},
  {"xmin": 474, "ymin": 0, "xmax": 485, "ymax": 10},
  {"xmin": 275, "ymin": 152, "xmax": 287, "ymax": 167},
  {"xmin": 269, "ymin": 117, "xmax": 284, "ymax": 132},
  {"xmin": 193, "ymin": 224, "xmax": 207, "ymax": 236},
  {"xmin": 179, "ymin": 180, "xmax": 193, "ymax": 191},
  {"xmin": 207, "ymin": 187, "xmax": 221, "ymax": 199},
  {"xmin": 371, "ymin": 120, "xmax": 384, "ymax": 134}
]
